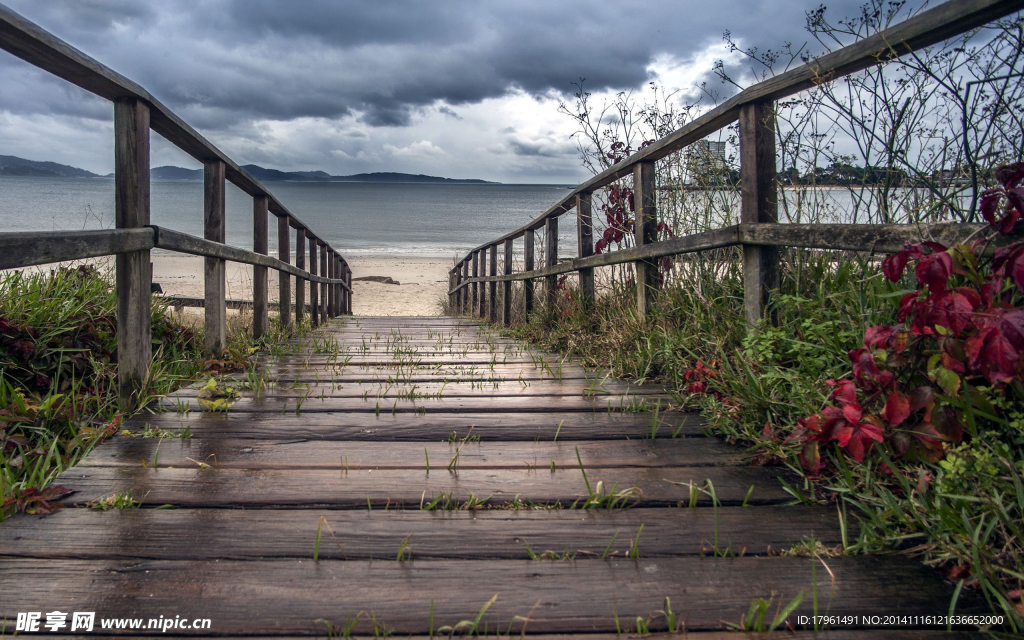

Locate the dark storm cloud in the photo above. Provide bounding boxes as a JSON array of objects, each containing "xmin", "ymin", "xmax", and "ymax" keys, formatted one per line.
[{"xmin": 1, "ymin": 0, "xmax": 870, "ymax": 130}]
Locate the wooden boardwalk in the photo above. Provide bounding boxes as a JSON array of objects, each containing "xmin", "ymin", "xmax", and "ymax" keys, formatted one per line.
[{"xmin": 0, "ymin": 317, "xmax": 982, "ymax": 637}]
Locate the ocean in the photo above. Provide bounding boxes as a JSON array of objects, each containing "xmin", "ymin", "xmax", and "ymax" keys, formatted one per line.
[{"xmin": 0, "ymin": 176, "xmax": 577, "ymax": 258}]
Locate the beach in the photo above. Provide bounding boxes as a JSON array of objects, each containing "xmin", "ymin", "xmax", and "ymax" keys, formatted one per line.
[{"xmin": 151, "ymin": 254, "xmax": 455, "ymax": 316}]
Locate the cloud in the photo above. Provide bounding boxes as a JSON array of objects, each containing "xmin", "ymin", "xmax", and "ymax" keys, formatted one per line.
[
  {"xmin": 0, "ymin": 0, "xmax": 876, "ymax": 181},
  {"xmin": 384, "ymin": 140, "xmax": 447, "ymax": 159}
]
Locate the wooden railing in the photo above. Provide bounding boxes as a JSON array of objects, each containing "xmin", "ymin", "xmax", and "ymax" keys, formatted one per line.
[
  {"xmin": 449, "ymin": 0, "xmax": 1024, "ymax": 327},
  {"xmin": 0, "ymin": 4, "xmax": 353, "ymax": 407}
]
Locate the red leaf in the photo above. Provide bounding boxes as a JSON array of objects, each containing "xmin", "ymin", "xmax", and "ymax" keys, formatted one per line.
[
  {"xmin": 966, "ymin": 326, "xmax": 1020, "ymax": 384},
  {"xmin": 908, "ymin": 385, "xmax": 935, "ymax": 412},
  {"xmin": 884, "ymin": 390, "xmax": 910, "ymax": 427},
  {"xmin": 882, "ymin": 251, "xmax": 909, "ymax": 282},
  {"xmin": 835, "ymin": 420, "xmax": 884, "ymax": 462},
  {"xmin": 864, "ymin": 325, "xmax": 893, "ymax": 349},
  {"xmin": 915, "ymin": 251, "xmax": 953, "ymax": 292}
]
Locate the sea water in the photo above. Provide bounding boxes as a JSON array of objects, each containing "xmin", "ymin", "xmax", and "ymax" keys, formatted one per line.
[{"xmin": 0, "ymin": 175, "xmax": 577, "ymax": 257}]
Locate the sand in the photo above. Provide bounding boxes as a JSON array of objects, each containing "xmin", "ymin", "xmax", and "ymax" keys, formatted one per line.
[{"xmin": 150, "ymin": 254, "xmax": 455, "ymax": 317}]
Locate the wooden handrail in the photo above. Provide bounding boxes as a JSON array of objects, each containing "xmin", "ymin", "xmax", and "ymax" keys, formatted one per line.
[
  {"xmin": 0, "ymin": 227, "xmax": 350, "ymax": 289},
  {"xmin": 449, "ymin": 222, "xmax": 1016, "ymax": 295},
  {"xmin": 449, "ymin": 0, "xmax": 1024, "ymax": 327},
  {"xmin": 0, "ymin": 2, "xmax": 354, "ymax": 405}
]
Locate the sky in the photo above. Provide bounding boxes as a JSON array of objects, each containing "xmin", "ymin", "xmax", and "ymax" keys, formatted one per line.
[{"xmin": 0, "ymin": 0, "xmax": 871, "ymax": 184}]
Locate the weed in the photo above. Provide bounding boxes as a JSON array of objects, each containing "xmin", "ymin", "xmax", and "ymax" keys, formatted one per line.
[{"xmin": 89, "ymin": 489, "xmax": 140, "ymax": 510}]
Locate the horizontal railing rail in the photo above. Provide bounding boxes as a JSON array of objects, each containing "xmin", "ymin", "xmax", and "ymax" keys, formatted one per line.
[
  {"xmin": 449, "ymin": 0, "xmax": 1024, "ymax": 327},
  {"xmin": 0, "ymin": 3, "xmax": 354, "ymax": 407}
]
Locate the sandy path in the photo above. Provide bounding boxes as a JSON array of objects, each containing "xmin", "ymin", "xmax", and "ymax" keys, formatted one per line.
[{"xmin": 150, "ymin": 254, "xmax": 455, "ymax": 317}]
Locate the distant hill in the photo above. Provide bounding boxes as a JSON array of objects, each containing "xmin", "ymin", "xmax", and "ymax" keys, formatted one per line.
[
  {"xmin": 151, "ymin": 166, "xmax": 201, "ymax": 180},
  {"xmin": 1, "ymin": 155, "xmax": 496, "ymax": 184},
  {"xmin": 0, "ymin": 155, "xmax": 101, "ymax": 178}
]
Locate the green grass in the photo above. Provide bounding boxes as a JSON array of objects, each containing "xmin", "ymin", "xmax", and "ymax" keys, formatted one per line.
[
  {"xmin": 494, "ymin": 249, "xmax": 1024, "ymax": 629},
  {"xmin": 0, "ymin": 265, "xmax": 296, "ymax": 519}
]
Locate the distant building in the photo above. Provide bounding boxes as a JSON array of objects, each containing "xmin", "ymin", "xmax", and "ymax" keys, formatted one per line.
[{"xmin": 684, "ymin": 140, "xmax": 729, "ymax": 183}]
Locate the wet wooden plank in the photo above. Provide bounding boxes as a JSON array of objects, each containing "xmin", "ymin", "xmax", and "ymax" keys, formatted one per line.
[
  {"xmin": 79, "ymin": 438, "xmax": 744, "ymax": 470},
  {"xmin": 257, "ymin": 364, "xmax": 599, "ymax": 381},
  {"xmin": 0, "ymin": 507, "xmax": 840, "ymax": 560},
  {"xmin": 130, "ymin": 411, "xmax": 705, "ymax": 440},
  {"xmin": 0, "ymin": 557, "xmax": 981, "ymax": 634},
  {"xmin": 169, "ymin": 383, "xmax": 668, "ymax": 400},
  {"xmin": 212, "ymin": 378, "xmax": 668, "ymax": 397},
  {"xmin": 156, "ymin": 395, "xmax": 672, "ymax": 413},
  {"xmin": 55, "ymin": 465, "xmax": 791, "ymax": 507}
]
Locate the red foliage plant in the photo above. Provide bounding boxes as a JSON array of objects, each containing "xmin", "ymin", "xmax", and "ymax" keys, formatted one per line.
[{"xmin": 789, "ymin": 162, "xmax": 1024, "ymax": 475}]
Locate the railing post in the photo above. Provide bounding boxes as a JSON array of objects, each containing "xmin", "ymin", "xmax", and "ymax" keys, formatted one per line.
[
  {"xmin": 523, "ymin": 229, "xmax": 535, "ymax": 319},
  {"xmin": 577, "ymin": 192, "xmax": 595, "ymax": 306},
  {"xmin": 114, "ymin": 98, "xmax": 151, "ymax": 409},
  {"xmin": 328, "ymin": 250, "xmax": 336, "ymax": 319},
  {"xmin": 295, "ymin": 227, "xmax": 306, "ymax": 325},
  {"xmin": 345, "ymin": 267, "xmax": 352, "ymax": 315},
  {"xmin": 633, "ymin": 161, "xmax": 658, "ymax": 320},
  {"xmin": 502, "ymin": 239, "xmax": 513, "ymax": 326},
  {"xmin": 739, "ymin": 101, "xmax": 779, "ymax": 329},
  {"xmin": 204, "ymin": 160, "xmax": 227, "ymax": 354},
  {"xmin": 545, "ymin": 217, "xmax": 558, "ymax": 310},
  {"xmin": 308, "ymin": 236, "xmax": 319, "ymax": 328},
  {"xmin": 461, "ymin": 261, "xmax": 470, "ymax": 315},
  {"xmin": 471, "ymin": 252, "xmax": 479, "ymax": 317},
  {"xmin": 319, "ymin": 242, "xmax": 328, "ymax": 325},
  {"xmin": 477, "ymin": 250, "xmax": 486, "ymax": 318},
  {"xmin": 488, "ymin": 244, "xmax": 497, "ymax": 323},
  {"xmin": 277, "ymin": 215, "xmax": 291, "ymax": 329},
  {"xmin": 253, "ymin": 195, "xmax": 269, "ymax": 339},
  {"xmin": 329, "ymin": 252, "xmax": 337, "ymax": 318}
]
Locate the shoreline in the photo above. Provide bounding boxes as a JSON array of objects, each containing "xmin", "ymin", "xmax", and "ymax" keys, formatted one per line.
[{"xmin": 151, "ymin": 254, "xmax": 454, "ymax": 317}]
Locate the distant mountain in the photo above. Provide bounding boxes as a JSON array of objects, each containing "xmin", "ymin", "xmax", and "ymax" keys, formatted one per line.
[
  {"xmin": 151, "ymin": 166, "xmax": 201, "ymax": 180},
  {"xmin": 154, "ymin": 163, "xmax": 495, "ymax": 184},
  {"xmin": 2, "ymin": 155, "xmax": 496, "ymax": 184},
  {"xmin": 0, "ymin": 155, "xmax": 101, "ymax": 178}
]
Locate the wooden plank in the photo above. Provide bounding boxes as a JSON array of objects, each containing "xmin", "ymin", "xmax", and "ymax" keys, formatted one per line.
[
  {"xmin": 738, "ymin": 221, "xmax": 1002, "ymax": 254},
  {"xmin": 634, "ymin": 162, "xmax": 659, "ymax": 320},
  {"xmin": 253, "ymin": 195, "xmax": 269, "ymax": 339},
  {"xmin": 461, "ymin": 260, "xmax": 470, "ymax": 314},
  {"xmin": 740, "ymin": 102, "xmax": 779, "ymax": 329},
  {"xmin": 103, "ymin": 411, "xmax": 706, "ymax": 441},
  {"xmin": 55, "ymin": 465, "xmax": 793, "ymax": 507},
  {"xmin": 253, "ymin": 366, "xmax": 629, "ymax": 383},
  {"xmin": 545, "ymin": 216, "xmax": 558, "ymax": 309},
  {"xmin": 113, "ymin": 98, "xmax": 152, "ymax": 408},
  {"xmin": 0, "ymin": 557, "xmax": 981, "ymax": 634},
  {"xmin": 0, "ymin": 506, "xmax": 841, "ymax": 561},
  {"xmin": 0, "ymin": 228, "xmax": 155, "ymax": 270},
  {"xmin": 156, "ymin": 394, "xmax": 673, "ymax": 414},
  {"xmin": 577, "ymin": 192, "xmax": 595, "ymax": 305},
  {"xmin": 176, "ymin": 379, "xmax": 668, "ymax": 399},
  {"xmin": 203, "ymin": 160, "xmax": 227, "ymax": 354},
  {"xmin": 278, "ymin": 214, "xmax": 291, "ymax": 327},
  {"xmin": 79, "ymin": 438, "xmax": 738, "ymax": 470}
]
